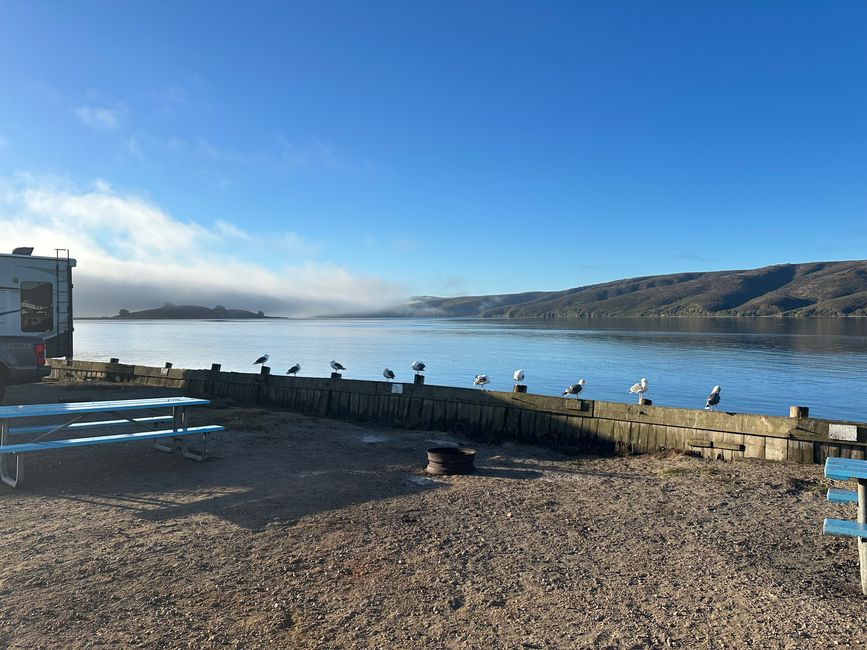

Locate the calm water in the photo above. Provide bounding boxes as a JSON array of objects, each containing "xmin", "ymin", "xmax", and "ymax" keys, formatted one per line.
[{"xmin": 72, "ymin": 318, "xmax": 867, "ymax": 422}]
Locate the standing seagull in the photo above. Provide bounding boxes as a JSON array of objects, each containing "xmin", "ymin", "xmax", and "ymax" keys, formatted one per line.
[
  {"xmin": 705, "ymin": 385, "xmax": 721, "ymax": 410},
  {"xmin": 253, "ymin": 354, "xmax": 270, "ymax": 366},
  {"xmin": 330, "ymin": 360, "xmax": 347, "ymax": 372},
  {"xmin": 412, "ymin": 361, "xmax": 426, "ymax": 375},
  {"xmin": 383, "ymin": 368, "xmax": 396, "ymax": 381},
  {"xmin": 513, "ymin": 369, "xmax": 525, "ymax": 382},
  {"xmin": 473, "ymin": 374, "xmax": 490, "ymax": 390},
  {"xmin": 286, "ymin": 363, "xmax": 301, "ymax": 376},
  {"xmin": 628, "ymin": 377, "xmax": 649, "ymax": 402},
  {"xmin": 562, "ymin": 379, "xmax": 586, "ymax": 398}
]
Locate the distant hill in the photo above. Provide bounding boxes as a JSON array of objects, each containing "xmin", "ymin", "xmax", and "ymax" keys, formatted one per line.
[
  {"xmin": 373, "ymin": 261, "xmax": 867, "ymax": 318},
  {"xmin": 111, "ymin": 305, "xmax": 270, "ymax": 320}
]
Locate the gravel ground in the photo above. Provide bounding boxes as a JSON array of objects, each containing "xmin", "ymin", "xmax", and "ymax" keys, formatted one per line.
[{"xmin": 0, "ymin": 382, "xmax": 864, "ymax": 649}]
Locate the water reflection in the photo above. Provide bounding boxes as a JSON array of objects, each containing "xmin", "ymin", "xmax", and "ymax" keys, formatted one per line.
[{"xmin": 73, "ymin": 318, "xmax": 867, "ymax": 423}]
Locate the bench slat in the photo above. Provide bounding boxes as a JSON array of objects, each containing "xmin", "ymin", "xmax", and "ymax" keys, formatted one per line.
[
  {"xmin": 0, "ymin": 397, "xmax": 210, "ymax": 420},
  {"xmin": 0, "ymin": 425, "xmax": 224, "ymax": 454},
  {"xmin": 825, "ymin": 457, "xmax": 867, "ymax": 481},
  {"xmin": 823, "ymin": 518, "xmax": 867, "ymax": 538},
  {"xmin": 827, "ymin": 488, "xmax": 859, "ymax": 504},
  {"xmin": 9, "ymin": 416, "xmax": 174, "ymax": 436}
]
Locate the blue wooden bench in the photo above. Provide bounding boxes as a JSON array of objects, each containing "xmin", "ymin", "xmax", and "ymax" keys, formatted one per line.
[
  {"xmin": 827, "ymin": 487, "xmax": 858, "ymax": 504},
  {"xmin": 822, "ymin": 457, "xmax": 867, "ymax": 595},
  {"xmin": 0, "ymin": 397, "xmax": 224, "ymax": 488}
]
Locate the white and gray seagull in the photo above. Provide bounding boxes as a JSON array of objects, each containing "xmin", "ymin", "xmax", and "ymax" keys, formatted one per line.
[
  {"xmin": 562, "ymin": 379, "xmax": 586, "ymax": 398},
  {"xmin": 412, "ymin": 361, "xmax": 426, "ymax": 374},
  {"xmin": 473, "ymin": 374, "xmax": 490, "ymax": 390},
  {"xmin": 383, "ymin": 368, "xmax": 396, "ymax": 381},
  {"xmin": 628, "ymin": 377, "xmax": 649, "ymax": 402},
  {"xmin": 253, "ymin": 353, "xmax": 270, "ymax": 366},
  {"xmin": 705, "ymin": 385, "xmax": 721, "ymax": 410},
  {"xmin": 330, "ymin": 360, "xmax": 347, "ymax": 372},
  {"xmin": 513, "ymin": 369, "xmax": 525, "ymax": 382},
  {"xmin": 286, "ymin": 363, "xmax": 301, "ymax": 376}
]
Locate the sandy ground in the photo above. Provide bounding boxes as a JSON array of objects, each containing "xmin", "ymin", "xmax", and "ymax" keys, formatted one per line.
[{"xmin": 0, "ymin": 381, "xmax": 865, "ymax": 649}]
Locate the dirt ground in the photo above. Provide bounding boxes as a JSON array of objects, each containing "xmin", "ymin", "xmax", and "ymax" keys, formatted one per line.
[{"xmin": 0, "ymin": 381, "xmax": 865, "ymax": 649}]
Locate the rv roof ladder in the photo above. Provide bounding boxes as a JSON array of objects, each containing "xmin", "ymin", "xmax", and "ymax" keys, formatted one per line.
[{"xmin": 53, "ymin": 249, "xmax": 73, "ymax": 358}]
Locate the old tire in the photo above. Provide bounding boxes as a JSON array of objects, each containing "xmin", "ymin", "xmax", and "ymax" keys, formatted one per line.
[{"xmin": 426, "ymin": 447, "xmax": 476, "ymax": 475}]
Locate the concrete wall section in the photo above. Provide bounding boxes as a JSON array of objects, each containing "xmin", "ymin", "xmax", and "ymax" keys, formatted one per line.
[{"xmin": 47, "ymin": 360, "xmax": 867, "ymax": 464}]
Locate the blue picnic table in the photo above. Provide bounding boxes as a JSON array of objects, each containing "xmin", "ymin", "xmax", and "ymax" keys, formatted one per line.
[
  {"xmin": 0, "ymin": 397, "xmax": 223, "ymax": 488},
  {"xmin": 823, "ymin": 457, "xmax": 867, "ymax": 595}
]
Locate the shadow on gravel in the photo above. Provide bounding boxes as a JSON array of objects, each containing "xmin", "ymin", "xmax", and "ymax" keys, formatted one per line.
[
  {"xmin": 16, "ymin": 441, "xmax": 447, "ymax": 530},
  {"xmin": 2, "ymin": 383, "xmax": 599, "ymax": 531},
  {"xmin": 2, "ymin": 384, "xmax": 456, "ymax": 530},
  {"xmin": 474, "ymin": 466, "xmax": 544, "ymax": 480}
]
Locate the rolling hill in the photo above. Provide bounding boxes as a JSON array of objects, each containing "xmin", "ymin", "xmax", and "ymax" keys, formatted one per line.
[
  {"xmin": 111, "ymin": 305, "xmax": 270, "ymax": 319},
  {"xmin": 378, "ymin": 260, "xmax": 867, "ymax": 318}
]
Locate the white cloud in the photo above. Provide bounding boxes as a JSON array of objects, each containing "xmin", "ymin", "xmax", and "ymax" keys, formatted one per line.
[
  {"xmin": 278, "ymin": 230, "xmax": 320, "ymax": 256},
  {"xmin": 275, "ymin": 135, "xmax": 373, "ymax": 174},
  {"xmin": 124, "ymin": 135, "xmax": 143, "ymax": 159},
  {"xmin": 151, "ymin": 85, "xmax": 189, "ymax": 114},
  {"xmin": 198, "ymin": 138, "xmax": 259, "ymax": 165},
  {"xmin": 0, "ymin": 174, "xmax": 406, "ymax": 316},
  {"xmin": 73, "ymin": 105, "xmax": 122, "ymax": 131},
  {"xmin": 194, "ymin": 135, "xmax": 372, "ymax": 176},
  {"xmin": 391, "ymin": 237, "xmax": 417, "ymax": 253},
  {"xmin": 215, "ymin": 219, "xmax": 252, "ymax": 241}
]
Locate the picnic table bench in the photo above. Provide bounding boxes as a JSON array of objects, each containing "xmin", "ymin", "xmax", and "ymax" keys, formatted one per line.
[
  {"xmin": 0, "ymin": 397, "xmax": 223, "ymax": 488},
  {"xmin": 822, "ymin": 457, "xmax": 867, "ymax": 595}
]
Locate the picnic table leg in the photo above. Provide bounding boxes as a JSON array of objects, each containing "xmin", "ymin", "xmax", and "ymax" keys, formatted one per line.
[
  {"xmin": 153, "ymin": 406, "xmax": 181, "ymax": 453},
  {"xmin": 859, "ymin": 479, "xmax": 867, "ymax": 596},
  {"xmin": 178, "ymin": 406, "xmax": 208, "ymax": 461},
  {"xmin": 0, "ymin": 418, "xmax": 23, "ymax": 488}
]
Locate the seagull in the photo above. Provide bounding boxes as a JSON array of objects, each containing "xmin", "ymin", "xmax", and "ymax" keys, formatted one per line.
[
  {"xmin": 330, "ymin": 360, "xmax": 346, "ymax": 372},
  {"xmin": 253, "ymin": 354, "xmax": 270, "ymax": 366},
  {"xmin": 562, "ymin": 379, "xmax": 586, "ymax": 398},
  {"xmin": 412, "ymin": 361, "xmax": 426, "ymax": 374},
  {"xmin": 513, "ymin": 369, "xmax": 525, "ymax": 382},
  {"xmin": 383, "ymin": 368, "xmax": 395, "ymax": 381},
  {"xmin": 628, "ymin": 377, "xmax": 648, "ymax": 402},
  {"xmin": 705, "ymin": 385, "xmax": 721, "ymax": 410},
  {"xmin": 286, "ymin": 363, "xmax": 301, "ymax": 376},
  {"xmin": 473, "ymin": 374, "xmax": 490, "ymax": 390}
]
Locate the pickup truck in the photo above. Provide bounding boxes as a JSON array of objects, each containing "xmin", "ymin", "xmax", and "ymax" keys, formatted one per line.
[{"xmin": 0, "ymin": 337, "xmax": 50, "ymax": 403}]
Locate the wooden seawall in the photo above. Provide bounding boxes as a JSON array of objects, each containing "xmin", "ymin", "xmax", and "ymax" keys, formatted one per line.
[{"xmin": 48, "ymin": 359, "xmax": 867, "ymax": 464}]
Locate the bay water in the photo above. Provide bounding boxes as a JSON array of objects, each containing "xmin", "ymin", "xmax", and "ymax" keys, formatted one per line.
[{"xmin": 72, "ymin": 318, "xmax": 867, "ymax": 422}]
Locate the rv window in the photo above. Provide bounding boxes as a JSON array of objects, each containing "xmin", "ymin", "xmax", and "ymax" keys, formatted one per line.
[{"xmin": 21, "ymin": 281, "xmax": 54, "ymax": 332}]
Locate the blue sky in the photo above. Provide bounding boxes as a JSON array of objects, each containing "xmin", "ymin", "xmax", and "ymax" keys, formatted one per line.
[{"xmin": 1, "ymin": 1, "xmax": 865, "ymax": 315}]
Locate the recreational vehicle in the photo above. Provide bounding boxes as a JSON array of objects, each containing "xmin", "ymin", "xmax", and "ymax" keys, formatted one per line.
[{"xmin": 0, "ymin": 248, "xmax": 75, "ymax": 401}]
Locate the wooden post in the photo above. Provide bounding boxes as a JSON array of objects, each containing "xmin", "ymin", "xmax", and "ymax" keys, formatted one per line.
[
  {"xmin": 513, "ymin": 384, "xmax": 527, "ymax": 393},
  {"xmin": 206, "ymin": 363, "xmax": 221, "ymax": 397},
  {"xmin": 413, "ymin": 374, "xmax": 425, "ymax": 385},
  {"xmin": 639, "ymin": 397, "xmax": 652, "ymax": 406},
  {"xmin": 331, "ymin": 372, "xmax": 342, "ymax": 380},
  {"xmin": 859, "ymin": 480, "xmax": 867, "ymax": 596},
  {"xmin": 164, "ymin": 362, "xmax": 172, "ymax": 369},
  {"xmin": 109, "ymin": 357, "xmax": 119, "ymax": 364},
  {"xmin": 260, "ymin": 366, "xmax": 270, "ymax": 376},
  {"xmin": 789, "ymin": 405, "xmax": 809, "ymax": 418}
]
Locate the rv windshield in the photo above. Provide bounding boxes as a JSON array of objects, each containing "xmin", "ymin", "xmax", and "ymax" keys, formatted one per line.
[{"xmin": 21, "ymin": 281, "xmax": 54, "ymax": 332}]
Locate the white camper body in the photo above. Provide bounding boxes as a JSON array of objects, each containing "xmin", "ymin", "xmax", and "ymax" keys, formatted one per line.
[{"xmin": 0, "ymin": 250, "xmax": 75, "ymax": 358}]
